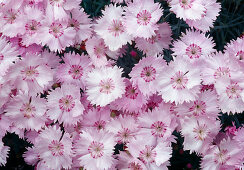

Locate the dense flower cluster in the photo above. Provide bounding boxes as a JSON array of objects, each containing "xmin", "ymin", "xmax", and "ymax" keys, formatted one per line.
[{"xmin": 0, "ymin": 0, "xmax": 243, "ymax": 169}]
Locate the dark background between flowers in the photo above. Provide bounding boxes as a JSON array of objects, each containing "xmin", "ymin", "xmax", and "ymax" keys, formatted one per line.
[{"xmin": 1, "ymin": 0, "xmax": 244, "ymax": 169}]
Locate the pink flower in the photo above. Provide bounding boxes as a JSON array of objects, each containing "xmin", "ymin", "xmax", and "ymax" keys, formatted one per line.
[
  {"xmin": 45, "ymin": 0, "xmax": 80, "ymax": 21},
  {"xmin": 124, "ymin": 0, "xmax": 163, "ymax": 39},
  {"xmin": 111, "ymin": 78, "xmax": 147, "ymax": 113},
  {"xmin": 106, "ymin": 115, "xmax": 138, "ymax": 144},
  {"xmin": 181, "ymin": 116, "xmax": 221, "ymax": 154},
  {"xmin": 35, "ymin": 126, "xmax": 74, "ymax": 170},
  {"xmin": 217, "ymin": 78, "xmax": 244, "ymax": 114},
  {"xmin": 0, "ymin": 114, "xmax": 11, "ymax": 138},
  {"xmin": 39, "ymin": 18, "xmax": 76, "ymax": 52},
  {"xmin": 4, "ymin": 53, "xmax": 54, "ymax": 95},
  {"xmin": 137, "ymin": 106, "xmax": 177, "ymax": 144},
  {"xmin": 169, "ymin": 0, "xmax": 205, "ymax": 20},
  {"xmin": 186, "ymin": 0, "xmax": 221, "ymax": 32},
  {"xmin": 0, "ymin": 36, "xmax": 19, "ymax": 82},
  {"xmin": 86, "ymin": 36, "xmax": 115, "ymax": 68},
  {"xmin": 179, "ymin": 90, "xmax": 219, "ymax": 120},
  {"xmin": 225, "ymin": 37, "xmax": 244, "ymax": 67},
  {"xmin": 69, "ymin": 8, "xmax": 92, "ymax": 43},
  {"xmin": 127, "ymin": 138, "xmax": 172, "ymax": 168},
  {"xmin": 172, "ymin": 30, "xmax": 215, "ymax": 61},
  {"xmin": 47, "ymin": 83, "xmax": 84, "ymax": 127},
  {"xmin": 73, "ymin": 129, "xmax": 116, "ymax": 170},
  {"xmin": 95, "ymin": 5, "xmax": 132, "ymax": 51},
  {"xmin": 135, "ymin": 22, "xmax": 172, "ymax": 56},
  {"xmin": 0, "ymin": 8, "xmax": 25, "ymax": 38},
  {"xmin": 129, "ymin": 55, "xmax": 166, "ymax": 97},
  {"xmin": 159, "ymin": 57, "xmax": 201, "ymax": 104},
  {"xmin": 201, "ymin": 52, "xmax": 239, "ymax": 88},
  {"xmin": 81, "ymin": 107, "xmax": 111, "ymax": 131},
  {"xmin": 56, "ymin": 53, "xmax": 92, "ymax": 88},
  {"xmin": 86, "ymin": 66, "xmax": 125, "ymax": 107},
  {"xmin": 20, "ymin": 6, "xmax": 44, "ymax": 46},
  {"xmin": 201, "ymin": 138, "xmax": 242, "ymax": 170},
  {"xmin": 5, "ymin": 92, "xmax": 47, "ymax": 131}
]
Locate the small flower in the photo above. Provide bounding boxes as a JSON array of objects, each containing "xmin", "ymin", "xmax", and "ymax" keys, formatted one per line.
[{"xmin": 86, "ymin": 66, "xmax": 125, "ymax": 107}]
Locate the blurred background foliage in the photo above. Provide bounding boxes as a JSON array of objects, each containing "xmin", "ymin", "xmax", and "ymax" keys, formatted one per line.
[{"xmin": 2, "ymin": 0, "xmax": 244, "ymax": 169}]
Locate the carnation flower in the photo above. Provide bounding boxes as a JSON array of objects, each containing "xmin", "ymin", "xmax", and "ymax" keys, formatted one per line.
[
  {"xmin": 0, "ymin": 36, "xmax": 19, "ymax": 82},
  {"xmin": 169, "ymin": 0, "xmax": 205, "ymax": 20},
  {"xmin": 73, "ymin": 129, "xmax": 116, "ymax": 170},
  {"xmin": 217, "ymin": 78, "xmax": 244, "ymax": 114},
  {"xmin": 106, "ymin": 115, "xmax": 138, "ymax": 144},
  {"xmin": 39, "ymin": 18, "xmax": 76, "ymax": 52},
  {"xmin": 201, "ymin": 138, "xmax": 242, "ymax": 170},
  {"xmin": 0, "ymin": 114, "xmax": 11, "ymax": 138},
  {"xmin": 127, "ymin": 138, "xmax": 172, "ymax": 168},
  {"xmin": 56, "ymin": 53, "xmax": 92, "ymax": 88},
  {"xmin": 111, "ymin": 78, "xmax": 147, "ymax": 113},
  {"xmin": 225, "ymin": 37, "xmax": 244, "ymax": 67},
  {"xmin": 181, "ymin": 116, "xmax": 221, "ymax": 154},
  {"xmin": 172, "ymin": 30, "xmax": 215, "ymax": 61},
  {"xmin": 179, "ymin": 90, "xmax": 219, "ymax": 120},
  {"xmin": 95, "ymin": 5, "xmax": 132, "ymax": 51},
  {"xmin": 0, "ymin": 8, "xmax": 25, "ymax": 38},
  {"xmin": 4, "ymin": 53, "xmax": 54, "ymax": 95},
  {"xmin": 0, "ymin": 141, "xmax": 9, "ymax": 166},
  {"xmin": 69, "ymin": 8, "xmax": 92, "ymax": 43},
  {"xmin": 129, "ymin": 55, "xmax": 166, "ymax": 97},
  {"xmin": 201, "ymin": 52, "xmax": 240, "ymax": 89},
  {"xmin": 86, "ymin": 66, "xmax": 125, "ymax": 107},
  {"xmin": 135, "ymin": 23, "xmax": 172, "ymax": 56},
  {"xmin": 47, "ymin": 83, "xmax": 84, "ymax": 127},
  {"xmin": 21, "ymin": 6, "xmax": 44, "ymax": 46},
  {"xmin": 186, "ymin": 0, "xmax": 221, "ymax": 32},
  {"xmin": 137, "ymin": 106, "xmax": 177, "ymax": 144},
  {"xmin": 85, "ymin": 36, "xmax": 118, "ymax": 68},
  {"xmin": 5, "ymin": 92, "xmax": 47, "ymax": 131},
  {"xmin": 45, "ymin": 0, "xmax": 80, "ymax": 21},
  {"xmin": 35, "ymin": 126, "xmax": 74, "ymax": 170},
  {"xmin": 124, "ymin": 0, "xmax": 163, "ymax": 39},
  {"xmin": 159, "ymin": 57, "xmax": 201, "ymax": 104},
  {"xmin": 81, "ymin": 107, "xmax": 111, "ymax": 131},
  {"xmin": 116, "ymin": 151, "xmax": 147, "ymax": 170}
]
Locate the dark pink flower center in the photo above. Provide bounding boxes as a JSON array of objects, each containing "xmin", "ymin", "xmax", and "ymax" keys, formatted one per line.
[
  {"xmin": 68, "ymin": 65, "xmax": 83, "ymax": 80},
  {"xmin": 186, "ymin": 43, "xmax": 202, "ymax": 59},
  {"xmin": 125, "ymin": 85, "xmax": 139, "ymax": 99},
  {"xmin": 88, "ymin": 141, "xmax": 104, "ymax": 158},
  {"xmin": 226, "ymin": 82, "xmax": 242, "ymax": 99},
  {"xmin": 189, "ymin": 100, "xmax": 207, "ymax": 116},
  {"xmin": 25, "ymin": 20, "xmax": 41, "ymax": 35},
  {"xmin": 48, "ymin": 140, "xmax": 64, "ymax": 156},
  {"xmin": 94, "ymin": 120, "xmax": 106, "ymax": 130},
  {"xmin": 68, "ymin": 19, "xmax": 80, "ymax": 30},
  {"xmin": 59, "ymin": 95, "xmax": 75, "ymax": 112},
  {"xmin": 94, "ymin": 42, "xmax": 107, "ymax": 58},
  {"xmin": 147, "ymin": 31, "xmax": 161, "ymax": 44},
  {"xmin": 128, "ymin": 162, "xmax": 143, "ymax": 170},
  {"xmin": 171, "ymin": 71, "xmax": 188, "ymax": 89},
  {"xmin": 139, "ymin": 145, "xmax": 157, "ymax": 164},
  {"xmin": 137, "ymin": 10, "xmax": 152, "ymax": 26},
  {"xmin": 151, "ymin": 121, "xmax": 167, "ymax": 137},
  {"xmin": 3, "ymin": 9, "xmax": 18, "ymax": 24},
  {"xmin": 49, "ymin": 23, "xmax": 64, "ymax": 38},
  {"xmin": 21, "ymin": 66, "xmax": 39, "ymax": 81},
  {"xmin": 141, "ymin": 66, "xmax": 156, "ymax": 82},
  {"xmin": 116, "ymin": 128, "xmax": 134, "ymax": 143}
]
